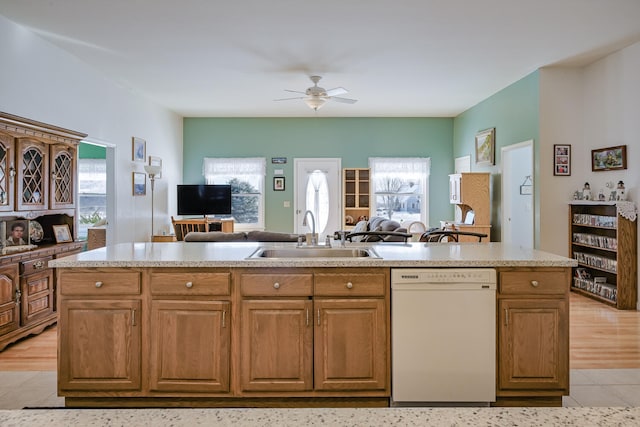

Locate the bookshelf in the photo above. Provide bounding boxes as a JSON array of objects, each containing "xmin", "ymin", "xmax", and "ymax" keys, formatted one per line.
[
  {"xmin": 569, "ymin": 201, "xmax": 637, "ymax": 309},
  {"xmin": 343, "ymin": 168, "xmax": 370, "ymax": 229}
]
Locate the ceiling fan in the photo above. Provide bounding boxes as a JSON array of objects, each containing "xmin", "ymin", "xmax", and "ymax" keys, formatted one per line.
[{"xmin": 275, "ymin": 75, "xmax": 358, "ymax": 111}]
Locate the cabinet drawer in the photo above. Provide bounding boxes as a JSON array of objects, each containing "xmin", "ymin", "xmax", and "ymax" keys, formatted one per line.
[
  {"xmin": 20, "ymin": 256, "xmax": 53, "ymax": 275},
  {"xmin": 59, "ymin": 271, "xmax": 141, "ymax": 295},
  {"xmin": 314, "ymin": 273, "xmax": 387, "ymax": 297},
  {"xmin": 150, "ymin": 272, "xmax": 230, "ymax": 296},
  {"xmin": 240, "ymin": 273, "xmax": 313, "ymax": 297},
  {"xmin": 499, "ymin": 270, "xmax": 569, "ymax": 295}
]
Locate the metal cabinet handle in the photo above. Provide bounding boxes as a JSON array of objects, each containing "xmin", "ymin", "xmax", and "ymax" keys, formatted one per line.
[
  {"xmin": 273, "ymin": 282, "xmax": 280, "ymax": 289},
  {"xmin": 34, "ymin": 260, "xmax": 45, "ymax": 269},
  {"xmin": 132, "ymin": 309, "xmax": 136, "ymax": 326},
  {"xmin": 306, "ymin": 308, "xmax": 309, "ymax": 326},
  {"xmin": 185, "ymin": 281, "xmax": 193, "ymax": 288},
  {"xmin": 505, "ymin": 308, "xmax": 509, "ymax": 326},
  {"xmin": 15, "ymin": 288, "xmax": 22, "ymax": 304},
  {"xmin": 317, "ymin": 309, "xmax": 320, "ymax": 326},
  {"xmin": 346, "ymin": 281, "xmax": 353, "ymax": 289},
  {"xmin": 222, "ymin": 310, "xmax": 226, "ymax": 328},
  {"xmin": 95, "ymin": 281, "xmax": 103, "ymax": 288},
  {"xmin": 531, "ymin": 280, "xmax": 539, "ymax": 287}
]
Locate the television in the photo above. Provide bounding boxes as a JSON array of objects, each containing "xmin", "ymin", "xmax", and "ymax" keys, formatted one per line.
[{"xmin": 177, "ymin": 185, "xmax": 232, "ymax": 216}]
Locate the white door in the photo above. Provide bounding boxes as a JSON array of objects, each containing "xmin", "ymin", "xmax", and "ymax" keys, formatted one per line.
[
  {"xmin": 294, "ymin": 158, "xmax": 341, "ymax": 238},
  {"xmin": 501, "ymin": 140, "xmax": 534, "ymax": 249}
]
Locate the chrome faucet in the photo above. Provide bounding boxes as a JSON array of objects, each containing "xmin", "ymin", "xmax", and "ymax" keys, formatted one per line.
[{"xmin": 302, "ymin": 210, "xmax": 317, "ymax": 245}]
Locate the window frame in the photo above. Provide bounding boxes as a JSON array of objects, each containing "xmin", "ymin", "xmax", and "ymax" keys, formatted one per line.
[
  {"xmin": 202, "ymin": 157, "xmax": 266, "ymax": 230},
  {"xmin": 368, "ymin": 157, "xmax": 430, "ymax": 226}
]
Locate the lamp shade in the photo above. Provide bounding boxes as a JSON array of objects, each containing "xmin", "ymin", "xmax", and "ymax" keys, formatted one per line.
[
  {"xmin": 144, "ymin": 164, "xmax": 162, "ymax": 176},
  {"xmin": 304, "ymin": 97, "xmax": 326, "ymax": 111}
]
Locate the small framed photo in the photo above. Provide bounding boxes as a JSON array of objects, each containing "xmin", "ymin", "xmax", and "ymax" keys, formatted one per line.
[
  {"xmin": 475, "ymin": 128, "xmax": 495, "ymax": 165},
  {"xmin": 4, "ymin": 220, "xmax": 29, "ymax": 246},
  {"xmin": 273, "ymin": 176, "xmax": 285, "ymax": 191},
  {"xmin": 591, "ymin": 145, "xmax": 627, "ymax": 171},
  {"xmin": 149, "ymin": 155, "xmax": 162, "ymax": 179},
  {"xmin": 52, "ymin": 224, "xmax": 72, "ymax": 243},
  {"xmin": 133, "ymin": 172, "xmax": 146, "ymax": 196},
  {"xmin": 132, "ymin": 137, "xmax": 146, "ymax": 162},
  {"xmin": 553, "ymin": 144, "xmax": 571, "ymax": 176}
]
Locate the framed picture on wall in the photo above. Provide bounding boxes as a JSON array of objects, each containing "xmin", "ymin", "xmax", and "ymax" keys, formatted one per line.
[
  {"xmin": 553, "ymin": 144, "xmax": 571, "ymax": 176},
  {"xmin": 475, "ymin": 128, "xmax": 495, "ymax": 165},
  {"xmin": 132, "ymin": 137, "xmax": 146, "ymax": 162},
  {"xmin": 133, "ymin": 172, "xmax": 146, "ymax": 196},
  {"xmin": 273, "ymin": 176, "xmax": 285, "ymax": 191},
  {"xmin": 591, "ymin": 145, "xmax": 627, "ymax": 171}
]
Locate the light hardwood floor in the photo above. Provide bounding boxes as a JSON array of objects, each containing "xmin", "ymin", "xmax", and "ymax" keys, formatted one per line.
[{"xmin": 0, "ymin": 291, "xmax": 638, "ymax": 371}]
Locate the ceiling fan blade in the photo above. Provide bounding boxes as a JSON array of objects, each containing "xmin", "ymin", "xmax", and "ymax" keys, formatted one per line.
[
  {"xmin": 331, "ymin": 96, "xmax": 358, "ymax": 104},
  {"xmin": 274, "ymin": 96, "xmax": 305, "ymax": 101},
  {"xmin": 284, "ymin": 89, "xmax": 306, "ymax": 95},
  {"xmin": 325, "ymin": 87, "xmax": 348, "ymax": 97}
]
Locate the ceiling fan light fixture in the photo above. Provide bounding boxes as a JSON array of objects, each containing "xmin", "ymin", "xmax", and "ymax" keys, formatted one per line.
[{"xmin": 304, "ymin": 97, "xmax": 326, "ymax": 111}]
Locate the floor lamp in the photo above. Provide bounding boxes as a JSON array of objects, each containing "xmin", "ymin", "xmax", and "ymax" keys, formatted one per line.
[{"xmin": 144, "ymin": 164, "xmax": 162, "ymax": 239}]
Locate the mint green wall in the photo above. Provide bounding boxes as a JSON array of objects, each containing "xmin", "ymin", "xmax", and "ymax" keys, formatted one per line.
[
  {"xmin": 79, "ymin": 142, "xmax": 106, "ymax": 159},
  {"xmin": 452, "ymin": 71, "xmax": 540, "ymax": 242},
  {"xmin": 183, "ymin": 118, "xmax": 453, "ymax": 232}
]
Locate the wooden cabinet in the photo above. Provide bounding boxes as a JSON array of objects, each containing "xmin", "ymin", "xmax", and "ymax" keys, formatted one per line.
[
  {"xmin": 19, "ymin": 256, "xmax": 54, "ymax": 326},
  {"xmin": 343, "ymin": 168, "xmax": 370, "ymax": 228},
  {"xmin": 240, "ymin": 299, "xmax": 313, "ymax": 391},
  {"xmin": 238, "ymin": 269, "xmax": 389, "ymax": 394},
  {"xmin": 149, "ymin": 270, "xmax": 231, "ymax": 393},
  {"xmin": 569, "ymin": 202, "xmax": 637, "ymax": 309},
  {"xmin": 447, "ymin": 173, "xmax": 491, "ymax": 241},
  {"xmin": 0, "ymin": 135, "xmax": 15, "ymax": 212},
  {"xmin": 239, "ymin": 271, "xmax": 314, "ymax": 392},
  {"xmin": 497, "ymin": 268, "xmax": 569, "ymax": 404},
  {"xmin": 58, "ymin": 269, "xmax": 142, "ymax": 392},
  {"xmin": 50, "ymin": 143, "xmax": 77, "ymax": 210},
  {"xmin": 16, "ymin": 138, "xmax": 49, "ymax": 211},
  {"xmin": 0, "ymin": 264, "xmax": 19, "ymax": 336}
]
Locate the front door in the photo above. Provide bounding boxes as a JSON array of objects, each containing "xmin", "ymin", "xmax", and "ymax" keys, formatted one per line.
[{"xmin": 293, "ymin": 158, "xmax": 341, "ymax": 238}]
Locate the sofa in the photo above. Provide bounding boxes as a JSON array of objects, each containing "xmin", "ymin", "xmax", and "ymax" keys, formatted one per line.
[
  {"xmin": 346, "ymin": 216, "xmax": 410, "ymax": 242},
  {"xmin": 184, "ymin": 230, "xmax": 303, "ymax": 242}
]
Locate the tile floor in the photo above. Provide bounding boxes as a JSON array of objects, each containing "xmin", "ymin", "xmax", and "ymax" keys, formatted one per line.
[{"xmin": 1, "ymin": 369, "xmax": 640, "ymax": 409}]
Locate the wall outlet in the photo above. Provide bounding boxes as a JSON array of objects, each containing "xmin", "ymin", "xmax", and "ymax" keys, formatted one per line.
[{"xmin": 283, "ymin": 201, "xmax": 290, "ymax": 208}]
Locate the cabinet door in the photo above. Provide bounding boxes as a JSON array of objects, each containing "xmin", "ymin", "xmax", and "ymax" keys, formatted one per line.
[
  {"xmin": 149, "ymin": 300, "xmax": 230, "ymax": 393},
  {"xmin": 0, "ymin": 135, "xmax": 15, "ymax": 212},
  {"xmin": 314, "ymin": 298, "xmax": 387, "ymax": 391},
  {"xmin": 498, "ymin": 298, "xmax": 568, "ymax": 392},
  {"xmin": 16, "ymin": 138, "xmax": 49, "ymax": 211},
  {"xmin": 20, "ymin": 269, "xmax": 54, "ymax": 326},
  {"xmin": 58, "ymin": 299, "xmax": 141, "ymax": 391},
  {"xmin": 50, "ymin": 144, "xmax": 76, "ymax": 209},
  {"xmin": 240, "ymin": 299, "xmax": 313, "ymax": 392},
  {"xmin": 0, "ymin": 264, "xmax": 19, "ymax": 336}
]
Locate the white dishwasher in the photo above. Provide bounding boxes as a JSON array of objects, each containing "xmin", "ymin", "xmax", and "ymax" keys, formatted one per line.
[{"xmin": 391, "ymin": 268, "xmax": 496, "ymax": 405}]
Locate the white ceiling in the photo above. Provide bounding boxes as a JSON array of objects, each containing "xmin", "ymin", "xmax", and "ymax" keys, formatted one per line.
[{"xmin": 2, "ymin": 0, "xmax": 640, "ymax": 118}]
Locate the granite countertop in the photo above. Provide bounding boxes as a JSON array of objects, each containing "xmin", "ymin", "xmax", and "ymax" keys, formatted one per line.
[{"xmin": 49, "ymin": 241, "xmax": 577, "ymax": 268}]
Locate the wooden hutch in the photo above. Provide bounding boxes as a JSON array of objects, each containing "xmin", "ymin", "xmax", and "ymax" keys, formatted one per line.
[
  {"xmin": 447, "ymin": 172, "xmax": 491, "ymax": 241},
  {"xmin": 0, "ymin": 112, "xmax": 85, "ymax": 351}
]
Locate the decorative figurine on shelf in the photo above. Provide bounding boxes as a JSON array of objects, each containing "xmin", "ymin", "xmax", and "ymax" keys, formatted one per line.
[
  {"xmin": 598, "ymin": 189, "xmax": 606, "ymax": 201},
  {"xmin": 582, "ymin": 182, "xmax": 591, "ymax": 201},
  {"xmin": 616, "ymin": 181, "xmax": 626, "ymax": 201}
]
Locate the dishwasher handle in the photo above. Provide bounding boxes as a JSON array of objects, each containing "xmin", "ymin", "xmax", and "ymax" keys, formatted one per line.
[{"xmin": 392, "ymin": 282, "xmax": 496, "ymax": 291}]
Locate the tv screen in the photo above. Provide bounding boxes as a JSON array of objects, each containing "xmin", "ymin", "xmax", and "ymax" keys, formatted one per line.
[{"xmin": 177, "ymin": 185, "xmax": 232, "ymax": 216}]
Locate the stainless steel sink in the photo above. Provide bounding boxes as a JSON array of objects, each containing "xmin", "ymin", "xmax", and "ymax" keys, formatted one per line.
[{"xmin": 247, "ymin": 247, "xmax": 380, "ymax": 259}]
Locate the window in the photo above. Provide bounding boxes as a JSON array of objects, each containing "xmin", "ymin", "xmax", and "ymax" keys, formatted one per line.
[
  {"xmin": 78, "ymin": 158, "xmax": 107, "ymax": 240},
  {"xmin": 203, "ymin": 157, "xmax": 265, "ymax": 230},
  {"xmin": 369, "ymin": 157, "xmax": 430, "ymax": 226}
]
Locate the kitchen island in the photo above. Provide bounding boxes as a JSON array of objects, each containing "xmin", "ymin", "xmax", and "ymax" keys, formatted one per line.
[{"xmin": 50, "ymin": 241, "xmax": 576, "ymax": 408}]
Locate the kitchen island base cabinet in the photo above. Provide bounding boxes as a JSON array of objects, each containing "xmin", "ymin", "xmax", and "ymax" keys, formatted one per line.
[
  {"xmin": 58, "ymin": 299, "xmax": 141, "ymax": 392},
  {"xmin": 495, "ymin": 268, "xmax": 569, "ymax": 407},
  {"xmin": 150, "ymin": 300, "xmax": 230, "ymax": 393}
]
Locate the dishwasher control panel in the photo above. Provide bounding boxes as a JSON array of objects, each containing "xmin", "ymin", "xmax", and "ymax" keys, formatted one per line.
[{"xmin": 391, "ymin": 268, "xmax": 496, "ymax": 284}]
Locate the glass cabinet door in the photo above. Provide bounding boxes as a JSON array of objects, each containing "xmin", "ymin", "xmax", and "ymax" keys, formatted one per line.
[
  {"xmin": 50, "ymin": 144, "xmax": 76, "ymax": 209},
  {"xmin": 17, "ymin": 139, "xmax": 48, "ymax": 211},
  {"xmin": 0, "ymin": 135, "xmax": 15, "ymax": 212}
]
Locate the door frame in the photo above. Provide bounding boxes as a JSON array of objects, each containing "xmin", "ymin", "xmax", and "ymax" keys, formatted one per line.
[
  {"xmin": 293, "ymin": 158, "xmax": 342, "ymax": 236},
  {"xmin": 501, "ymin": 139, "xmax": 534, "ymax": 248}
]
